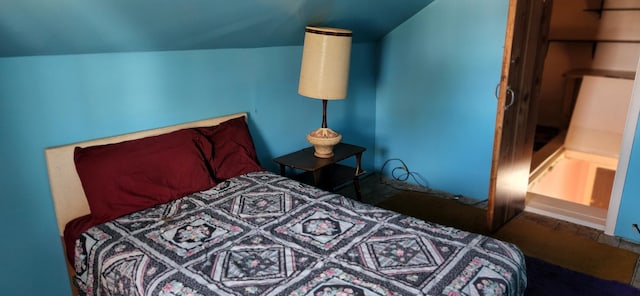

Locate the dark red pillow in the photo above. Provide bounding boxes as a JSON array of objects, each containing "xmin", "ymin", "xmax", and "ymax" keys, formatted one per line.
[
  {"xmin": 63, "ymin": 214, "xmax": 93, "ymax": 264},
  {"xmin": 74, "ymin": 129, "xmax": 216, "ymax": 223},
  {"xmin": 194, "ymin": 116, "xmax": 262, "ymax": 181}
]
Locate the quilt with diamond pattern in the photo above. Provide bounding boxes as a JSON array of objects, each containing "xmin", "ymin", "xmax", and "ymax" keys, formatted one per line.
[{"xmin": 73, "ymin": 171, "xmax": 527, "ymax": 295}]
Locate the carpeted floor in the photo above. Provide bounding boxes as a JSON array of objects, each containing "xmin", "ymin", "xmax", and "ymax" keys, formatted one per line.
[
  {"xmin": 494, "ymin": 213, "xmax": 638, "ymax": 283},
  {"xmin": 525, "ymin": 255, "xmax": 640, "ymax": 295},
  {"xmin": 375, "ymin": 190, "xmax": 639, "ymax": 285}
]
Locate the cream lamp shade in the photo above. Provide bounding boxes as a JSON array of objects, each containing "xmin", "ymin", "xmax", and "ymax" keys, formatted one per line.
[
  {"xmin": 298, "ymin": 26, "xmax": 352, "ymax": 100},
  {"xmin": 298, "ymin": 26, "xmax": 352, "ymax": 158}
]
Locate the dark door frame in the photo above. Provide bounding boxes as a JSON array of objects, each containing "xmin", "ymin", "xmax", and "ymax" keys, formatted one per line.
[{"xmin": 487, "ymin": 0, "xmax": 553, "ymax": 231}]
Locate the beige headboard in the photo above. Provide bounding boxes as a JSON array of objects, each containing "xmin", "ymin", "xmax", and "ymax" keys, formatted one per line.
[{"xmin": 45, "ymin": 112, "xmax": 247, "ymax": 236}]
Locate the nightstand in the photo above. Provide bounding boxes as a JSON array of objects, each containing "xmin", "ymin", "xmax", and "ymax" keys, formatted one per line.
[{"xmin": 273, "ymin": 143, "xmax": 366, "ymax": 200}]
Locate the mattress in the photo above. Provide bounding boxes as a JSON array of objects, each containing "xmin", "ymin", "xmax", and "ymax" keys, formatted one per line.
[{"xmin": 73, "ymin": 171, "xmax": 526, "ymax": 295}]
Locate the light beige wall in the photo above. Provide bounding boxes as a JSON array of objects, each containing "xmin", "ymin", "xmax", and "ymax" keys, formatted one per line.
[
  {"xmin": 604, "ymin": 0, "xmax": 640, "ymax": 9},
  {"xmin": 548, "ymin": 0, "xmax": 599, "ymax": 40},
  {"xmin": 593, "ymin": 43, "xmax": 640, "ymax": 71},
  {"xmin": 538, "ymin": 43, "xmax": 593, "ymax": 127},
  {"xmin": 537, "ymin": 0, "xmax": 639, "ymax": 127}
]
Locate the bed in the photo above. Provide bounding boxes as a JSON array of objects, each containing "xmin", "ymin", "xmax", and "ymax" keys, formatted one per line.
[{"xmin": 46, "ymin": 112, "xmax": 527, "ymax": 295}]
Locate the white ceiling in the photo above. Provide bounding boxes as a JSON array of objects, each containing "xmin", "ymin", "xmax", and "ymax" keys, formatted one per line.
[{"xmin": 0, "ymin": 0, "xmax": 435, "ymax": 57}]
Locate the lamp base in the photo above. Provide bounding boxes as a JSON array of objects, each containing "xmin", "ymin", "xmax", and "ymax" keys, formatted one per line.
[{"xmin": 307, "ymin": 128, "xmax": 342, "ymax": 158}]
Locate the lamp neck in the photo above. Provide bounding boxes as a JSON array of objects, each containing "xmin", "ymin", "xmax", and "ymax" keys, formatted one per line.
[{"xmin": 321, "ymin": 99, "xmax": 328, "ymax": 128}]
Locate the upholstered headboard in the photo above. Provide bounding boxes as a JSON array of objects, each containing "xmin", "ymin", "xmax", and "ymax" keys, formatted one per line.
[{"xmin": 45, "ymin": 112, "xmax": 247, "ymax": 236}]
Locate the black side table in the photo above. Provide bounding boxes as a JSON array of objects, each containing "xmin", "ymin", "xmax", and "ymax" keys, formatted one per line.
[{"xmin": 273, "ymin": 143, "xmax": 366, "ymax": 200}]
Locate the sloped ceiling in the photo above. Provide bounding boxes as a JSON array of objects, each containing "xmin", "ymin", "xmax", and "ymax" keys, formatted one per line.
[{"xmin": 0, "ymin": 0, "xmax": 435, "ymax": 57}]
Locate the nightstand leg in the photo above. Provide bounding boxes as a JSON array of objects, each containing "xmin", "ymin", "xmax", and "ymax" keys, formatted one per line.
[
  {"xmin": 354, "ymin": 177, "xmax": 362, "ymax": 201},
  {"xmin": 312, "ymin": 170, "xmax": 321, "ymax": 186},
  {"xmin": 279, "ymin": 164, "xmax": 286, "ymax": 176},
  {"xmin": 354, "ymin": 152, "xmax": 363, "ymax": 201}
]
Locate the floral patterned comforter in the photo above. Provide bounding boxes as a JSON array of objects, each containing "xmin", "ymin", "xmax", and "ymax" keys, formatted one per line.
[{"xmin": 74, "ymin": 171, "xmax": 526, "ymax": 295}]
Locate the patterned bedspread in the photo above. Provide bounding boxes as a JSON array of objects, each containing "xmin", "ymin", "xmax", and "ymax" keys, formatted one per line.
[{"xmin": 74, "ymin": 171, "xmax": 527, "ymax": 295}]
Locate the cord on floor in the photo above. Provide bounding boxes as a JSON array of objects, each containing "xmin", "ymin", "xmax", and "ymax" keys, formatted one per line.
[{"xmin": 377, "ymin": 158, "xmax": 488, "ymax": 208}]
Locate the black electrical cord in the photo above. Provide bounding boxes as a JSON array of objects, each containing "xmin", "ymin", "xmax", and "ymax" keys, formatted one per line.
[
  {"xmin": 379, "ymin": 158, "xmax": 430, "ymax": 189},
  {"xmin": 468, "ymin": 198, "xmax": 489, "ymax": 206},
  {"xmin": 378, "ymin": 158, "xmax": 487, "ymax": 207}
]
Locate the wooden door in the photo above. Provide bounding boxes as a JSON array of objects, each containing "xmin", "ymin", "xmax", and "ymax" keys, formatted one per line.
[{"xmin": 487, "ymin": 0, "xmax": 553, "ymax": 231}]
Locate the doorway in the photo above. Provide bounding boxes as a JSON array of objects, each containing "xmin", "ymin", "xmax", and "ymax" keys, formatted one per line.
[{"xmin": 523, "ymin": 0, "xmax": 639, "ymax": 230}]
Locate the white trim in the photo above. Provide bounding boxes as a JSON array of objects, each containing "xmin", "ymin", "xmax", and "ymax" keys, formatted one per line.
[
  {"xmin": 525, "ymin": 192, "xmax": 607, "ymax": 231},
  {"xmin": 605, "ymin": 58, "xmax": 640, "ymax": 235}
]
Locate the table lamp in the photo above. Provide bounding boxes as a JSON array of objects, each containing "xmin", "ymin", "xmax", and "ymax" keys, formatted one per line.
[{"xmin": 298, "ymin": 26, "xmax": 352, "ymax": 158}]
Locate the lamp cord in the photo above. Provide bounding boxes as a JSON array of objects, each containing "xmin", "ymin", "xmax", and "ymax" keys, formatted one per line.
[
  {"xmin": 378, "ymin": 158, "xmax": 488, "ymax": 206},
  {"xmin": 379, "ymin": 158, "xmax": 429, "ymax": 189}
]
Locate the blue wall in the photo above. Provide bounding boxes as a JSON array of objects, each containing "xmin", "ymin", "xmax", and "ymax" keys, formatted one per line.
[
  {"xmin": 616, "ymin": 112, "xmax": 640, "ymax": 243},
  {"xmin": 375, "ymin": 0, "xmax": 508, "ymax": 200},
  {"xmin": 0, "ymin": 44, "xmax": 377, "ymax": 295}
]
